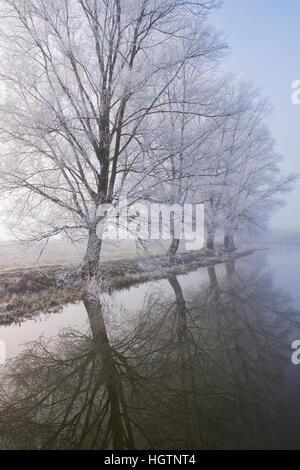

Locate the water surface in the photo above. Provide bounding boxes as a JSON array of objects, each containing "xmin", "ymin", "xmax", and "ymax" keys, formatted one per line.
[{"xmin": 0, "ymin": 247, "xmax": 300, "ymax": 450}]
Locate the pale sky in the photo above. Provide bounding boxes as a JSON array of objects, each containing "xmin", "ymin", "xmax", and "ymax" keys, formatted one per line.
[{"xmin": 211, "ymin": 0, "xmax": 300, "ymax": 230}]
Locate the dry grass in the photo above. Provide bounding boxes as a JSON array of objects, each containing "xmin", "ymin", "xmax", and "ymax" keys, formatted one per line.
[
  {"xmin": 0, "ymin": 246, "xmax": 258, "ymax": 325},
  {"xmin": 0, "ymin": 285, "xmax": 88, "ymax": 324}
]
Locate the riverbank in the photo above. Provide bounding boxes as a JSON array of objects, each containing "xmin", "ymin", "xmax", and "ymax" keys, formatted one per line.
[{"xmin": 0, "ymin": 246, "xmax": 260, "ymax": 324}]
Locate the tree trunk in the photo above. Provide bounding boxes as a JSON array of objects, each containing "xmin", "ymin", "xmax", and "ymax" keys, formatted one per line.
[
  {"xmin": 83, "ymin": 294, "xmax": 128, "ymax": 449},
  {"xmin": 204, "ymin": 214, "xmax": 215, "ymax": 250},
  {"xmin": 81, "ymin": 227, "xmax": 102, "ymax": 277},
  {"xmin": 207, "ymin": 266, "xmax": 219, "ymax": 290},
  {"xmin": 167, "ymin": 238, "xmax": 180, "ymax": 257},
  {"xmin": 168, "ymin": 276, "xmax": 188, "ymax": 351},
  {"xmin": 225, "ymin": 260, "xmax": 236, "ymax": 277},
  {"xmin": 206, "ymin": 230, "xmax": 215, "ymax": 250},
  {"xmin": 224, "ymin": 229, "xmax": 235, "ymax": 251},
  {"xmin": 168, "ymin": 275, "xmax": 186, "ymax": 314}
]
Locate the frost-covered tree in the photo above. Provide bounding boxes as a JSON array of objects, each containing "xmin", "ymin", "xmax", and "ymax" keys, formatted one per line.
[
  {"xmin": 200, "ymin": 79, "xmax": 296, "ymax": 250},
  {"xmin": 0, "ymin": 0, "xmax": 223, "ymax": 274},
  {"xmin": 132, "ymin": 68, "xmax": 231, "ymax": 256}
]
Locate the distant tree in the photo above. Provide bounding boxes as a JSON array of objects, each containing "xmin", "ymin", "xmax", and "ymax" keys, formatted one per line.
[{"xmin": 200, "ymin": 79, "xmax": 297, "ymax": 250}]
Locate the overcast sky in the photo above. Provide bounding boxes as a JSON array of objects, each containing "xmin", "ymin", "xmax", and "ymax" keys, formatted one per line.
[{"xmin": 211, "ymin": 0, "xmax": 300, "ymax": 230}]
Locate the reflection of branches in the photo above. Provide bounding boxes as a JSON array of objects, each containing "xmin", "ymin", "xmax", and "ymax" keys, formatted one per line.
[
  {"xmin": 0, "ymin": 257, "xmax": 298, "ymax": 449},
  {"xmin": 0, "ymin": 286, "xmax": 138, "ymax": 449}
]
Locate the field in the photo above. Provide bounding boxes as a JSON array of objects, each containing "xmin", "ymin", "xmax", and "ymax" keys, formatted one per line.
[{"xmin": 0, "ymin": 239, "xmax": 177, "ymax": 272}]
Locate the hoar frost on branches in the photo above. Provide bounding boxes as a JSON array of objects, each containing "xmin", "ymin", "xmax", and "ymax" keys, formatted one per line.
[
  {"xmin": 0, "ymin": 0, "xmax": 296, "ymax": 273},
  {"xmin": 0, "ymin": 0, "xmax": 225, "ymax": 275}
]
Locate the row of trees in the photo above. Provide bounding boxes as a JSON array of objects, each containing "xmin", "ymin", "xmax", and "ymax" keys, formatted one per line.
[{"xmin": 0, "ymin": 0, "xmax": 295, "ymax": 275}]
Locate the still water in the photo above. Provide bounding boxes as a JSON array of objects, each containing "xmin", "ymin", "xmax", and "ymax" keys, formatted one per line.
[{"xmin": 0, "ymin": 246, "xmax": 300, "ymax": 449}]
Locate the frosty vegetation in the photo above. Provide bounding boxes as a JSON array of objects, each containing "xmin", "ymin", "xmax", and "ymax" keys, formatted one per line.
[{"xmin": 0, "ymin": 0, "xmax": 295, "ymax": 276}]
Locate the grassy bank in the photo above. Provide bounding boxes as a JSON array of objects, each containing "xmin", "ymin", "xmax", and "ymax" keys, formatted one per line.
[{"xmin": 0, "ymin": 246, "xmax": 259, "ymax": 325}]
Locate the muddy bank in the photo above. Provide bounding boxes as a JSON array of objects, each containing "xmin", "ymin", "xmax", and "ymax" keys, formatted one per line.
[{"xmin": 0, "ymin": 246, "xmax": 260, "ymax": 324}]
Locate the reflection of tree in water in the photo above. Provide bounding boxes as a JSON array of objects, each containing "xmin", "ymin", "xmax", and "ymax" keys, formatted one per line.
[
  {"xmin": 0, "ymin": 257, "xmax": 298, "ymax": 449},
  {"xmin": 163, "ymin": 262, "xmax": 289, "ymax": 449}
]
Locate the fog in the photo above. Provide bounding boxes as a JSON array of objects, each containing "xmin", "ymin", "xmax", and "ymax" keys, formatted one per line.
[{"xmin": 212, "ymin": 0, "xmax": 300, "ymax": 230}]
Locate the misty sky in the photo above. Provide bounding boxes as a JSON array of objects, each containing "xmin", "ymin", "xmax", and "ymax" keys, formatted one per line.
[{"xmin": 212, "ymin": 0, "xmax": 300, "ymax": 230}]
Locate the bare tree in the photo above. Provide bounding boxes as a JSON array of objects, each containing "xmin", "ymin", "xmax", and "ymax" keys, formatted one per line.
[
  {"xmin": 0, "ymin": 0, "xmax": 224, "ymax": 275},
  {"xmin": 131, "ymin": 68, "xmax": 231, "ymax": 256},
  {"xmin": 199, "ymin": 79, "xmax": 297, "ymax": 250}
]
